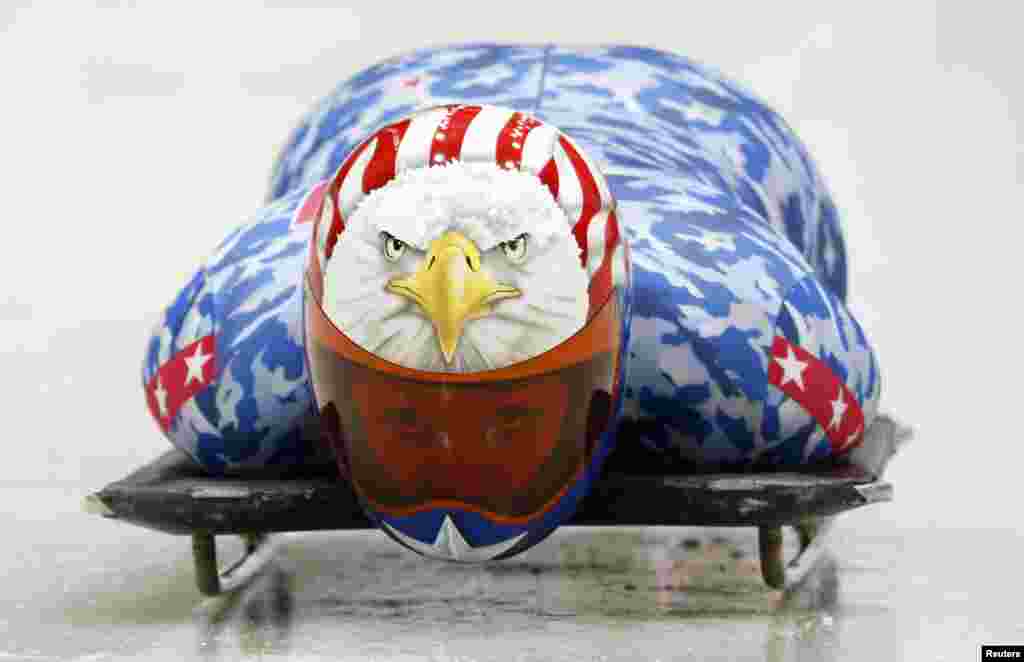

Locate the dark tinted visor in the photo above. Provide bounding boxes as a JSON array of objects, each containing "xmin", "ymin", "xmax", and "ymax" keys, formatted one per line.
[{"xmin": 305, "ymin": 277, "xmax": 621, "ymax": 522}]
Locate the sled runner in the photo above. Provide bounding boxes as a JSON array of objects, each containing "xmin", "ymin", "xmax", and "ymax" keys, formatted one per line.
[{"xmin": 84, "ymin": 417, "xmax": 903, "ymax": 597}]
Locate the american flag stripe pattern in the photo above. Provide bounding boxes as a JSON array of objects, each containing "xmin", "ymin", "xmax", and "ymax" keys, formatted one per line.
[
  {"xmin": 313, "ymin": 104, "xmax": 624, "ymax": 316},
  {"xmin": 145, "ymin": 334, "xmax": 216, "ymax": 433},
  {"xmin": 559, "ymin": 135, "xmax": 602, "ymax": 268},
  {"xmin": 363, "ymin": 119, "xmax": 413, "ymax": 195},
  {"xmin": 556, "ymin": 133, "xmax": 623, "ymax": 312},
  {"xmin": 549, "ymin": 138, "xmax": 582, "ymax": 229},
  {"xmin": 395, "ymin": 106, "xmax": 452, "ymax": 172},
  {"xmin": 320, "ymin": 139, "xmax": 372, "ymax": 264},
  {"xmin": 767, "ymin": 335, "xmax": 865, "ymax": 454},
  {"xmin": 495, "ymin": 112, "xmax": 542, "ymax": 170},
  {"xmin": 459, "ymin": 106, "xmax": 516, "ymax": 163},
  {"xmin": 337, "ymin": 137, "xmax": 377, "ymax": 219},
  {"xmin": 496, "ymin": 112, "xmax": 561, "ymax": 200},
  {"xmin": 430, "ymin": 105, "xmax": 482, "ymax": 165}
]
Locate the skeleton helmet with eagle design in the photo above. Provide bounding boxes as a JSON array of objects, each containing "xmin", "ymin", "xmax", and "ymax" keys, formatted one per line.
[{"xmin": 304, "ymin": 104, "xmax": 631, "ymax": 561}]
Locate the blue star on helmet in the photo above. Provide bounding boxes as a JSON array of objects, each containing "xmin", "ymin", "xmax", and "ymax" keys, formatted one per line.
[{"xmin": 383, "ymin": 516, "xmax": 526, "ymax": 562}]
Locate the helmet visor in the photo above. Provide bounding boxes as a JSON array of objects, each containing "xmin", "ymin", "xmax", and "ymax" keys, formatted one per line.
[{"xmin": 305, "ymin": 276, "xmax": 621, "ymax": 523}]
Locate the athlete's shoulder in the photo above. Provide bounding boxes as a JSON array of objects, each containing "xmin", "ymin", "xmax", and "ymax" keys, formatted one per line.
[{"xmin": 141, "ymin": 183, "xmax": 329, "ymax": 474}]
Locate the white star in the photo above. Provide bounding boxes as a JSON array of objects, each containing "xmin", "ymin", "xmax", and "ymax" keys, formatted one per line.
[
  {"xmin": 774, "ymin": 345, "xmax": 808, "ymax": 391},
  {"xmin": 153, "ymin": 375, "xmax": 169, "ymax": 418},
  {"xmin": 383, "ymin": 515, "xmax": 526, "ymax": 563},
  {"xmin": 828, "ymin": 386, "xmax": 848, "ymax": 430},
  {"xmin": 183, "ymin": 341, "xmax": 212, "ymax": 386}
]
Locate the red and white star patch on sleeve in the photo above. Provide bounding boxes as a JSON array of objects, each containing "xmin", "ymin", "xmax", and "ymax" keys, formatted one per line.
[
  {"xmin": 767, "ymin": 335, "xmax": 864, "ymax": 454},
  {"xmin": 145, "ymin": 334, "xmax": 217, "ymax": 433}
]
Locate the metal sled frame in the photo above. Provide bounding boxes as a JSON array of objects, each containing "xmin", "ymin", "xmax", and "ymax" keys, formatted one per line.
[{"xmin": 85, "ymin": 449, "xmax": 892, "ymax": 597}]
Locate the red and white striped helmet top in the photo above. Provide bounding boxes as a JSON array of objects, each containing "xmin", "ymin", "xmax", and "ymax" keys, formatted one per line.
[{"xmin": 310, "ymin": 104, "xmax": 626, "ymax": 316}]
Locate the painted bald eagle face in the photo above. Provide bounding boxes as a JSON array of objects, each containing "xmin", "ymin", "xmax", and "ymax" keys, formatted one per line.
[{"xmin": 323, "ymin": 161, "xmax": 589, "ymax": 372}]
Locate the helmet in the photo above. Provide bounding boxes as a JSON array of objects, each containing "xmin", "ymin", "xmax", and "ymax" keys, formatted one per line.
[{"xmin": 304, "ymin": 104, "xmax": 631, "ymax": 561}]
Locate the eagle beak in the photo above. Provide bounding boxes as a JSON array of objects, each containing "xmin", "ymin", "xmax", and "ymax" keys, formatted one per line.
[{"xmin": 386, "ymin": 230, "xmax": 521, "ymax": 364}]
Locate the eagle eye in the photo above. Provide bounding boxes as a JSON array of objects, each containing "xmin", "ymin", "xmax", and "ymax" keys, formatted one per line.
[
  {"xmin": 381, "ymin": 232, "xmax": 406, "ymax": 262},
  {"xmin": 500, "ymin": 233, "xmax": 529, "ymax": 264}
]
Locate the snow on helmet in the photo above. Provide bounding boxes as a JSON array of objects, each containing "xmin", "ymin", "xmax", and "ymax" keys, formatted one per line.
[{"xmin": 304, "ymin": 104, "xmax": 631, "ymax": 560}]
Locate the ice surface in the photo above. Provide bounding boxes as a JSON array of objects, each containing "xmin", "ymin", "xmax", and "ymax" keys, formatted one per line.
[{"xmin": 2, "ymin": 2, "xmax": 1022, "ymax": 660}]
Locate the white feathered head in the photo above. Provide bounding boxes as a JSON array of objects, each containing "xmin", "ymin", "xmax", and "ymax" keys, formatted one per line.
[{"xmin": 314, "ymin": 105, "xmax": 621, "ymax": 374}]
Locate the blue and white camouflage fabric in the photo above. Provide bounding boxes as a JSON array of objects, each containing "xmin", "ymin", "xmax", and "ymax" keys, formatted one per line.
[{"xmin": 143, "ymin": 44, "xmax": 880, "ymax": 475}]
